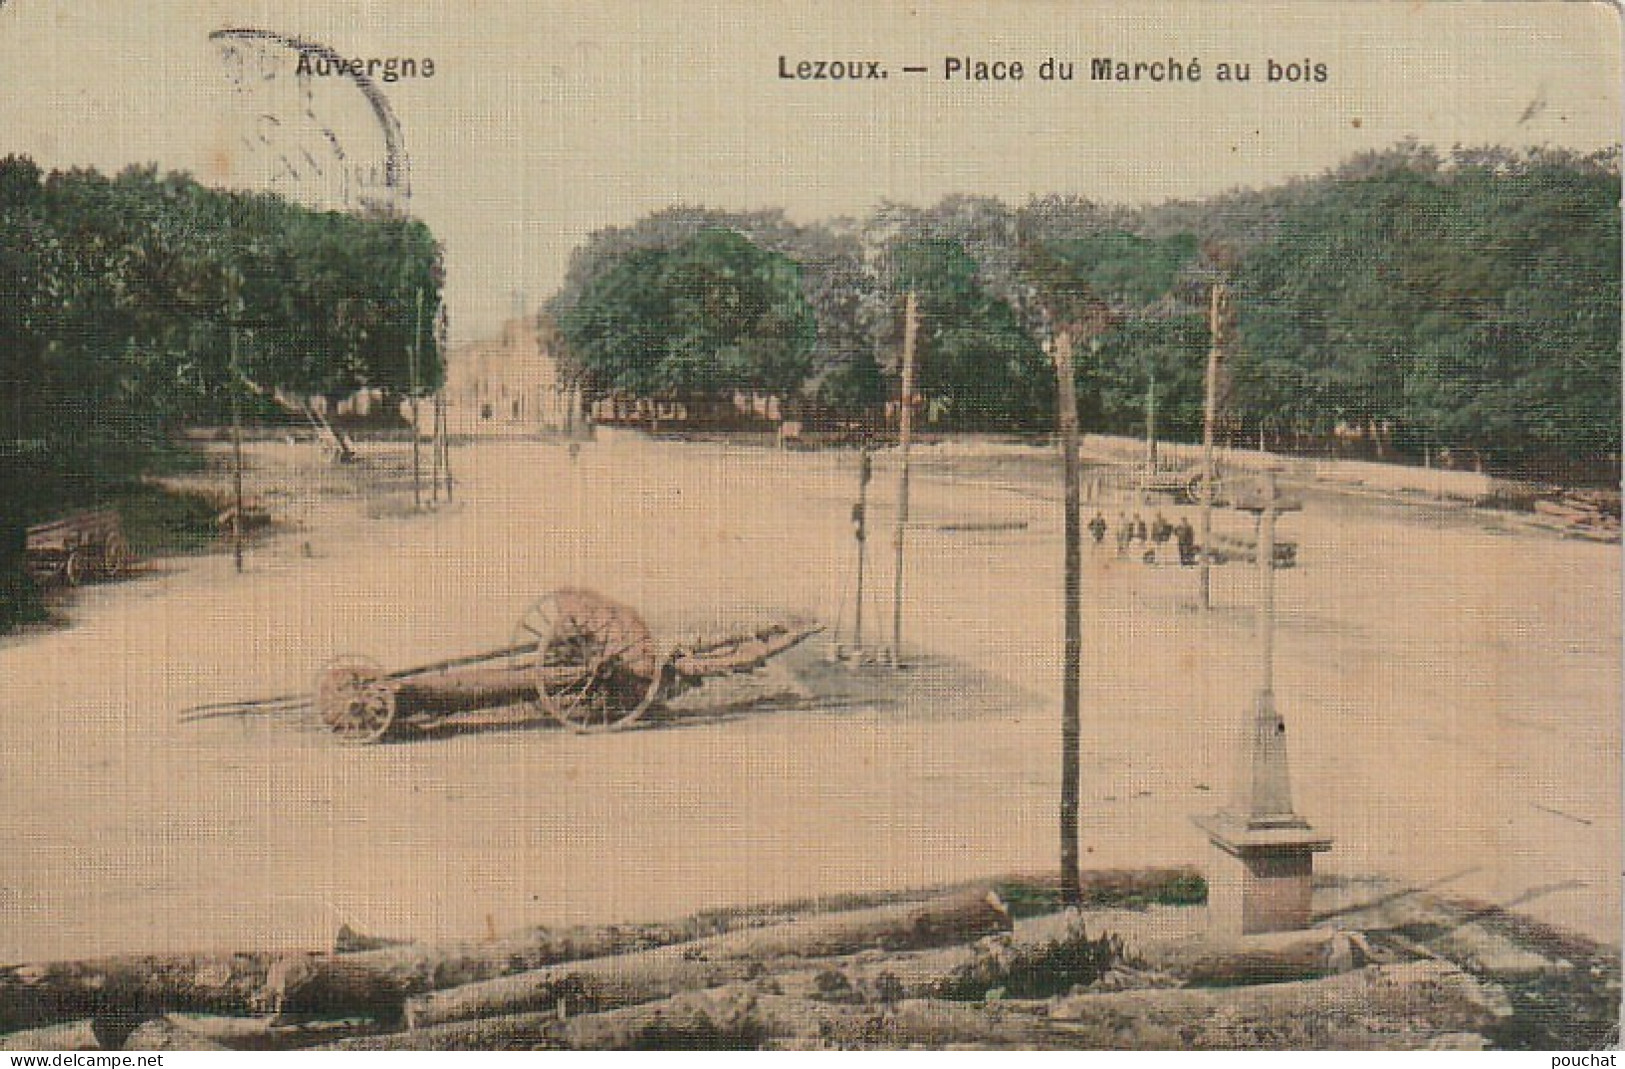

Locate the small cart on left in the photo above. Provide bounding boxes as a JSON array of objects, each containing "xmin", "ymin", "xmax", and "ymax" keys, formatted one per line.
[{"xmin": 25, "ymin": 510, "xmax": 132, "ymax": 586}]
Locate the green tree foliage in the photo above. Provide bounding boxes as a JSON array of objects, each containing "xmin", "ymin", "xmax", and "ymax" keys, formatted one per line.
[
  {"xmin": 1083, "ymin": 313, "xmax": 1209, "ymax": 440},
  {"xmin": 1232, "ymin": 146, "xmax": 1620, "ymax": 463},
  {"xmin": 0, "ymin": 156, "xmax": 446, "ymax": 627},
  {"xmin": 556, "ymin": 228, "xmax": 816, "ymax": 399},
  {"xmin": 882, "ymin": 238, "xmax": 1051, "ymax": 429},
  {"xmin": 550, "ymin": 146, "xmax": 1619, "ymax": 462},
  {"xmin": 549, "ymin": 208, "xmax": 879, "ymax": 408}
]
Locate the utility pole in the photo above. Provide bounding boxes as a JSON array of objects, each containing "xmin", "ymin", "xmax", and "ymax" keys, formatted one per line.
[
  {"xmin": 409, "ymin": 287, "xmax": 424, "ymax": 510},
  {"xmin": 889, "ymin": 290, "xmax": 918, "ymax": 667},
  {"xmin": 852, "ymin": 447, "xmax": 872, "ymax": 652},
  {"xmin": 437, "ymin": 308, "xmax": 453, "ymax": 502},
  {"xmin": 430, "ymin": 389, "xmax": 445, "ymax": 504},
  {"xmin": 1145, "ymin": 369, "xmax": 1159, "ymax": 473},
  {"xmin": 229, "ymin": 274, "xmax": 244, "ymax": 575},
  {"xmin": 1198, "ymin": 281, "xmax": 1226, "ymax": 610},
  {"xmin": 1052, "ymin": 328, "xmax": 1084, "ymax": 907}
]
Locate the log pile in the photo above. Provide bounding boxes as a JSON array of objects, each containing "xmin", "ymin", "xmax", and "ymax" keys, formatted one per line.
[
  {"xmin": 1531, "ymin": 491, "xmax": 1621, "ymax": 542},
  {"xmin": 1206, "ymin": 531, "xmax": 1298, "ymax": 568},
  {"xmin": 0, "ymin": 873, "xmax": 1579, "ymax": 1052}
]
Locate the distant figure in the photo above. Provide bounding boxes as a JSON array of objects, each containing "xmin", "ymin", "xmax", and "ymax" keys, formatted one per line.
[
  {"xmin": 1088, "ymin": 512, "xmax": 1107, "ymax": 546},
  {"xmin": 1151, "ymin": 512, "xmax": 1172, "ymax": 544},
  {"xmin": 1175, "ymin": 516, "xmax": 1197, "ymax": 566},
  {"xmin": 1116, "ymin": 513, "xmax": 1132, "ymax": 557},
  {"xmin": 1131, "ymin": 513, "xmax": 1148, "ymax": 543}
]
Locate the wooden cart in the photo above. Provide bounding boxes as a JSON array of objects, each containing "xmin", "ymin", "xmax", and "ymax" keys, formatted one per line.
[
  {"xmin": 315, "ymin": 588, "xmax": 821, "ymax": 743},
  {"xmin": 25, "ymin": 510, "xmax": 132, "ymax": 587}
]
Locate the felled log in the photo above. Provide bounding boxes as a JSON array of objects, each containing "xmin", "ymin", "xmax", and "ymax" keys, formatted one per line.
[
  {"xmin": 329, "ymin": 989, "xmax": 1058, "ymax": 1051},
  {"xmin": 156, "ymin": 1013, "xmax": 378, "ymax": 1050},
  {"xmin": 556, "ymin": 988, "xmax": 1060, "ymax": 1051},
  {"xmin": 1046, "ymin": 961, "xmax": 1512, "ymax": 1049},
  {"xmin": 326, "ymin": 1010, "xmax": 565, "ymax": 1051},
  {"xmin": 333, "ymin": 974, "xmax": 1502, "ymax": 1052},
  {"xmin": 120, "ymin": 1017, "xmax": 231, "ymax": 1051},
  {"xmin": 762, "ymin": 911, "xmax": 1366, "ymax": 1004},
  {"xmin": 405, "ymin": 890, "xmax": 1010, "ymax": 1030},
  {"xmin": 0, "ymin": 910, "xmax": 785, "ymax": 1038},
  {"xmin": 403, "ymin": 947, "xmax": 757, "ymax": 1029},
  {"xmin": 0, "ymin": 1019, "xmax": 100, "ymax": 1051},
  {"xmin": 670, "ymin": 621, "xmax": 822, "ymax": 678},
  {"xmin": 1130, "ymin": 927, "xmax": 1373, "ymax": 986},
  {"xmin": 262, "ymin": 956, "xmax": 408, "ymax": 1023},
  {"xmin": 1534, "ymin": 499, "xmax": 1594, "ymax": 520},
  {"xmin": 266, "ymin": 910, "xmax": 807, "ymax": 1020},
  {"xmin": 0, "ymin": 952, "xmax": 280, "ymax": 1035}
]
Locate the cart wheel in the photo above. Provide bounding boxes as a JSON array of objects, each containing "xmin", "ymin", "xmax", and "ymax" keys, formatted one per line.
[
  {"xmin": 64, "ymin": 549, "xmax": 90, "ymax": 587},
  {"xmin": 101, "ymin": 534, "xmax": 130, "ymax": 579},
  {"xmin": 315, "ymin": 655, "xmax": 397, "ymax": 744},
  {"xmin": 1187, "ymin": 472, "xmax": 1223, "ymax": 505},
  {"xmin": 513, "ymin": 589, "xmax": 665, "ymax": 733}
]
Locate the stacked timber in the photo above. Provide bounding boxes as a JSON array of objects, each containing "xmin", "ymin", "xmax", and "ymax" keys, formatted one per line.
[
  {"xmin": 0, "ymin": 872, "xmax": 1574, "ymax": 1052},
  {"xmin": 1206, "ymin": 532, "xmax": 1298, "ymax": 568},
  {"xmin": 1531, "ymin": 491, "xmax": 1621, "ymax": 542}
]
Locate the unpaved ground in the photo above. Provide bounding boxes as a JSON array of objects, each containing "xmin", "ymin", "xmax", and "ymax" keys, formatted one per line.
[{"xmin": 0, "ymin": 435, "xmax": 1617, "ymax": 962}]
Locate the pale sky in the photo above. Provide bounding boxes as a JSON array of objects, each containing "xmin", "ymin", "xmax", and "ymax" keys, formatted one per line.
[{"xmin": 0, "ymin": 0, "xmax": 1618, "ymax": 342}]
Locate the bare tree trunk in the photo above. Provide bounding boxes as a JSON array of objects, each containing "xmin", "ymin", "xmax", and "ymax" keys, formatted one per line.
[
  {"xmin": 405, "ymin": 891, "xmax": 1009, "ymax": 1030},
  {"xmin": 1048, "ymin": 960, "xmax": 1510, "ymax": 1049}
]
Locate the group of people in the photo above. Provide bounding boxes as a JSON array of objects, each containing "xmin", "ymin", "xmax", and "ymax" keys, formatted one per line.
[{"xmin": 1087, "ymin": 509, "xmax": 1199, "ymax": 566}]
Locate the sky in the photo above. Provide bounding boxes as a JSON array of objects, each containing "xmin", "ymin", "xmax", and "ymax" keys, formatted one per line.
[{"xmin": 0, "ymin": 0, "xmax": 1618, "ymax": 343}]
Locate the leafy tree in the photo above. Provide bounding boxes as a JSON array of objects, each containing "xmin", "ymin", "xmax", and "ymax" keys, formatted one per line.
[
  {"xmin": 556, "ymin": 228, "xmax": 816, "ymax": 400},
  {"xmin": 1232, "ymin": 147, "xmax": 1621, "ymax": 464},
  {"xmin": 879, "ymin": 238, "xmax": 1051, "ymax": 429},
  {"xmin": 0, "ymin": 155, "xmax": 447, "ymax": 630},
  {"xmin": 549, "ymin": 208, "xmax": 877, "ymax": 408}
]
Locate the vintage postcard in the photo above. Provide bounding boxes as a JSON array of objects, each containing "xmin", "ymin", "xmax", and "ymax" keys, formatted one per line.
[{"xmin": 0, "ymin": 0, "xmax": 1618, "ymax": 1054}]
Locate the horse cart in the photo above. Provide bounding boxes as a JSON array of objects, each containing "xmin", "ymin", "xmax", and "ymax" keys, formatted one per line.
[
  {"xmin": 313, "ymin": 589, "xmax": 821, "ymax": 743},
  {"xmin": 1138, "ymin": 465, "xmax": 1226, "ymax": 506},
  {"xmin": 25, "ymin": 510, "xmax": 132, "ymax": 586}
]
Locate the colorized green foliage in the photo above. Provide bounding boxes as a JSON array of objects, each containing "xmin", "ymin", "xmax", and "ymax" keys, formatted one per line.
[
  {"xmin": 0, "ymin": 156, "xmax": 445, "ymax": 627},
  {"xmin": 556, "ymin": 228, "xmax": 816, "ymax": 400}
]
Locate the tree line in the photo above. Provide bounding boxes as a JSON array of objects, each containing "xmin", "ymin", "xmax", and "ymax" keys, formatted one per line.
[
  {"xmin": 0, "ymin": 155, "xmax": 445, "ymax": 627},
  {"xmin": 548, "ymin": 143, "xmax": 1620, "ymax": 468}
]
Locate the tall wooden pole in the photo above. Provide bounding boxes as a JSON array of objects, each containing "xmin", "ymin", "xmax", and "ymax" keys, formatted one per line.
[
  {"xmin": 1053, "ymin": 328, "xmax": 1083, "ymax": 907},
  {"xmin": 853, "ymin": 448, "xmax": 872, "ymax": 651},
  {"xmin": 1145, "ymin": 369, "xmax": 1158, "ymax": 473},
  {"xmin": 430, "ymin": 390, "xmax": 444, "ymax": 504},
  {"xmin": 1199, "ymin": 282, "xmax": 1225, "ymax": 610},
  {"xmin": 890, "ymin": 291, "xmax": 918, "ymax": 667},
  {"xmin": 409, "ymin": 287, "xmax": 424, "ymax": 511},
  {"xmin": 437, "ymin": 309, "xmax": 454, "ymax": 503},
  {"xmin": 229, "ymin": 303, "xmax": 244, "ymax": 575}
]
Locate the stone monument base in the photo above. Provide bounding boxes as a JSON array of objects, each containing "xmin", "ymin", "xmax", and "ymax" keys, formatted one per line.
[{"xmin": 1195, "ymin": 813, "xmax": 1332, "ymax": 936}]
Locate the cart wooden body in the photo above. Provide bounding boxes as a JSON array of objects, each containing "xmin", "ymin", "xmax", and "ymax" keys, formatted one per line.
[
  {"xmin": 316, "ymin": 589, "xmax": 820, "ymax": 743},
  {"xmin": 25, "ymin": 510, "xmax": 131, "ymax": 586}
]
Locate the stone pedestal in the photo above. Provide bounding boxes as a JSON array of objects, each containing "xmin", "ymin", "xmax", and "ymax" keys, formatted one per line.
[{"xmin": 1195, "ymin": 813, "xmax": 1331, "ymax": 935}]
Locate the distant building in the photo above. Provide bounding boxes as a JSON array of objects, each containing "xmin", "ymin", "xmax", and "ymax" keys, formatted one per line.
[{"xmin": 446, "ymin": 316, "xmax": 583, "ymax": 433}]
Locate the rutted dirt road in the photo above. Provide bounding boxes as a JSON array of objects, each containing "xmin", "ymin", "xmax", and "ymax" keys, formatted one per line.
[{"xmin": 1, "ymin": 436, "xmax": 1617, "ymax": 961}]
